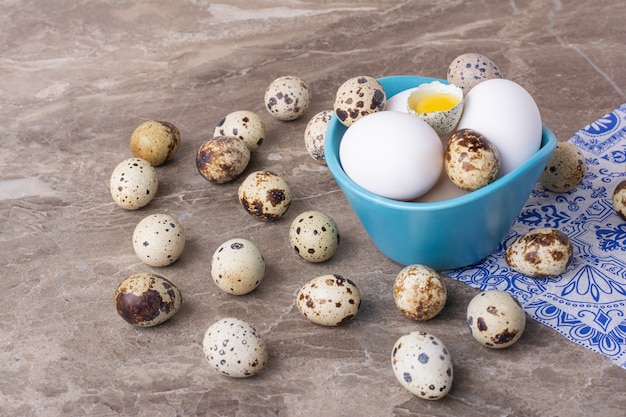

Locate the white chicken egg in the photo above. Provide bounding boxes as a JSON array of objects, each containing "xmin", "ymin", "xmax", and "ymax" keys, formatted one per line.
[
  {"xmin": 339, "ymin": 111, "xmax": 443, "ymax": 201},
  {"xmin": 457, "ymin": 78, "xmax": 542, "ymax": 176}
]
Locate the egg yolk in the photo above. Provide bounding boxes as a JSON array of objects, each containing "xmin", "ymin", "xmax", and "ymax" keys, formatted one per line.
[{"xmin": 413, "ymin": 94, "xmax": 459, "ymax": 114}]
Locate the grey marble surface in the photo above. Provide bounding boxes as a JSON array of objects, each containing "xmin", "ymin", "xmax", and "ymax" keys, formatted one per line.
[{"xmin": 1, "ymin": 1, "xmax": 625, "ymax": 416}]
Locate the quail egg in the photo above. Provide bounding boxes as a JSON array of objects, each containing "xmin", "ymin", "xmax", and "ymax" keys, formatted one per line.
[
  {"xmin": 130, "ymin": 120, "xmax": 180, "ymax": 166},
  {"xmin": 114, "ymin": 273, "xmax": 182, "ymax": 327},
  {"xmin": 539, "ymin": 141, "xmax": 586, "ymax": 192},
  {"xmin": 214, "ymin": 110, "xmax": 265, "ymax": 152},
  {"xmin": 196, "ymin": 136, "xmax": 251, "ymax": 184},
  {"xmin": 211, "ymin": 238, "xmax": 265, "ymax": 295},
  {"xmin": 289, "ymin": 210, "xmax": 340, "ymax": 263},
  {"xmin": 109, "ymin": 157, "xmax": 158, "ymax": 210},
  {"xmin": 202, "ymin": 317, "xmax": 268, "ymax": 378},
  {"xmin": 466, "ymin": 290, "xmax": 526, "ymax": 349},
  {"xmin": 447, "ymin": 52, "xmax": 503, "ymax": 95},
  {"xmin": 304, "ymin": 110, "xmax": 333, "ymax": 164},
  {"xmin": 393, "ymin": 265, "xmax": 447, "ymax": 321},
  {"xmin": 264, "ymin": 75, "xmax": 311, "ymax": 121},
  {"xmin": 505, "ymin": 227, "xmax": 573, "ymax": 277},
  {"xmin": 444, "ymin": 128, "xmax": 500, "ymax": 191},
  {"xmin": 334, "ymin": 75, "xmax": 386, "ymax": 127},
  {"xmin": 296, "ymin": 274, "xmax": 361, "ymax": 326},
  {"xmin": 406, "ymin": 81, "xmax": 464, "ymax": 136},
  {"xmin": 238, "ymin": 171, "xmax": 293, "ymax": 221},
  {"xmin": 614, "ymin": 180, "xmax": 626, "ymax": 220},
  {"xmin": 132, "ymin": 213, "xmax": 186, "ymax": 267}
]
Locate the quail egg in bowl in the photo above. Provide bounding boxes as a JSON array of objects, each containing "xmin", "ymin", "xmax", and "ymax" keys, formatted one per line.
[{"xmin": 325, "ymin": 75, "xmax": 557, "ymax": 269}]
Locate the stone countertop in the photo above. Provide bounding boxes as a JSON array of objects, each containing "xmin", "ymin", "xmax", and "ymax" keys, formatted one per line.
[{"xmin": 1, "ymin": 1, "xmax": 625, "ymax": 416}]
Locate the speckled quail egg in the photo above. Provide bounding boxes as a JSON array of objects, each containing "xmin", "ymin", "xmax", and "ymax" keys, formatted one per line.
[
  {"xmin": 132, "ymin": 213, "xmax": 185, "ymax": 267},
  {"xmin": 214, "ymin": 110, "xmax": 265, "ymax": 152},
  {"xmin": 393, "ymin": 265, "xmax": 447, "ymax": 321},
  {"xmin": 238, "ymin": 170, "xmax": 293, "ymax": 221},
  {"xmin": 202, "ymin": 317, "xmax": 268, "ymax": 378},
  {"xmin": 447, "ymin": 52, "xmax": 503, "ymax": 95},
  {"xmin": 289, "ymin": 210, "xmax": 340, "ymax": 263},
  {"xmin": 613, "ymin": 180, "xmax": 626, "ymax": 220},
  {"xmin": 196, "ymin": 136, "xmax": 251, "ymax": 184},
  {"xmin": 505, "ymin": 227, "xmax": 573, "ymax": 277},
  {"xmin": 296, "ymin": 274, "xmax": 361, "ymax": 326},
  {"xmin": 264, "ymin": 75, "xmax": 311, "ymax": 121},
  {"xmin": 444, "ymin": 128, "xmax": 500, "ymax": 191},
  {"xmin": 109, "ymin": 157, "xmax": 158, "ymax": 210},
  {"xmin": 130, "ymin": 120, "xmax": 180, "ymax": 166},
  {"xmin": 406, "ymin": 81, "xmax": 464, "ymax": 136},
  {"xmin": 334, "ymin": 75, "xmax": 386, "ymax": 127},
  {"xmin": 114, "ymin": 273, "xmax": 182, "ymax": 327},
  {"xmin": 539, "ymin": 142, "xmax": 586, "ymax": 192},
  {"xmin": 466, "ymin": 290, "xmax": 526, "ymax": 349},
  {"xmin": 304, "ymin": 110, "xmax": 333, "ymax": 164},
  {"xmin": 211, "ymin": 238, "xmax": 265, "ymax": 295},
  {"xmin": 391, "ymin": 331, "xmax": 453, "ymax": 400}
]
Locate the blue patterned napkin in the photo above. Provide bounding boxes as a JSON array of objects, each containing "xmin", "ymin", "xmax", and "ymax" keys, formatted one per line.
[{"xmin": 447, "ymin": 104, "xmax": 626, "ymax": 369}]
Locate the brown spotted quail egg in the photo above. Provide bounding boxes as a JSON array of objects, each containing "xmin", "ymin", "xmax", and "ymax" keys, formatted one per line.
[
  {"xmin": 114, "ymin": 272, "xmax": 182, "ymax": 327},
  {"xmin": 296, "ymin": 274, "xmax": 361, "ymax": 326},
  {"xmin": 211, "ymin": 238, "xmax": 265, "ymax": 295},
  {"xmin": 406, "ymin": 81, "xmax": 464, "ymax": 136},
  {"xmin": 393, "ymin": 265, "xmax": 447, "ymax": 321},
  {"xmin": 391, "ymin": 331, "xmax": 453, "ymax": 400},
  {"xmin": 130, "ymin": 120, "xmax": 180, "ymax": 166},
  {"xmin": 539, "ymin": 142, "xmax": 586, "ymax": 192},
  {"xmin": 613, "ymin": 180, "xmax": 626, "ymax": 220},
  {"xmin": 444, "ymin": 128, "xmax": 500, "ymax": 191},
  {"xmin": 289, "ymin": 210, "xmax": 340, "ymax": 263},
  {"xmin": 214, "ymin": 110, "xmax": 265, "ymax": 152},
  {"xmin": 505, "ymin": 227, "xmax": 573, "ymax": 277},
  {"xmin": 238, "ymin": 171, "xmax": 293, "ymax": 221},
  {"xmin": 304, "ymin": 110, "xmax": 333, "ymax": 164},
  {"xmin": 109, "ymin": 157, "xmax": 158, "ymax": 210},
  {"xmin": 466, "ymin": 290, "xmax": 526, "ymax": 349},
  {"xmin": 202, "ymin": 317, "xmax": 268, "ymax": 378},
  {"xmin": 132, "ymin": 213, "xmax": 185, "ymax": 267},
  {"xmin": 334, "ymin": 75, "xmax": 386, "ymax": 127},
  {"xmin": 264, "ymin": 75, "xmax": 311, "ymax": 121},
  {"xmin": 447, "ymin": 52, "xmax": 503, "ymax": 96},
  {"xmin": 196, "ymin": 136, "xmax": 251, "ymax": 184}
]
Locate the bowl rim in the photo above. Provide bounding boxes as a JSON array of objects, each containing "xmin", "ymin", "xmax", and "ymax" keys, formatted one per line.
[{"xmin": 325, "ymin": 75, "xmax": 558, "ymax": 212}]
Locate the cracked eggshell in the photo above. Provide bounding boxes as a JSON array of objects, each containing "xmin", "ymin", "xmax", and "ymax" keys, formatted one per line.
[
  {"xmin": 289, "ymin": 210, "xmax": 340, "ymax": 263},
  {"xmin": 391, "ymin": 331, "xmax": 453, "ymax": 400},
  {"xmin": 264, "ymin": 75, "xmax": 311, "ymax": 121},
  {"xmin": 447, "ymin": 52, "xmax": 503, "ymax": 96},
  {"xmin": 132, "ymin": 213, "xmax": 185, "ymax": 267},
  {"xmin": 202, "ymin": 317, "xmax": 268, "ymax": 378},
  {"xmin": 505, "ymin": 227, "xmax": 573, "ymax": 277},
  {"xmin": 393, "ymin": 265, "xmax": 447, "ymax": 321},
  {"xmin": 214, "ymin": 110, "xmax": 265, "ymax": 152},
  {"xmin": 238, "ymin": 170, "xmax": 293, "ymax": 221},
  {"xmin": 211, "ymin": 238, "xmax": 265, "ymax": 295},
  {"xmin": 196, "ymin": 136, "xmax": 250, "ymax": 184},
  {"xmin": 130, "ymin": 120, "xmax": 180, "ymax": 166},
  {"xmin": 114, "ymin": 273, "xmax": 182, "ymax": 327},
  {"xmin": 539, "ymin": 142, "xmax": 586, "ymax": 192},
  {"xmin": 613, "ymin": 180, "xmax": 626, "ymax": 220},
  {"xmin": 304, "ymin": 109, "xmax": 333, "ymax": 164},
  {"xmin": 444, "ymin": 128, "xmax": 500, "ymax": 191},
  {"xmin": 296, "ymin": 274, "xmax": 361, "ymax": 326},
  {"xmin": 334, "ymin": 75, "xmax": 386, "ymax": 127},
  {"xmin": 466, "ymin": 290, "xmax": 526, "ymax": 349},
  {"xmin": 109, "ymin": 158, "xmax": 158, "ymax": 210}
]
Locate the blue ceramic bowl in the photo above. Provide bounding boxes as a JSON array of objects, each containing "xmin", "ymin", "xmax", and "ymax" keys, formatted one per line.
[{"xmin": 325, "ymin": 75, "xmax": 557, "ymax": 270}]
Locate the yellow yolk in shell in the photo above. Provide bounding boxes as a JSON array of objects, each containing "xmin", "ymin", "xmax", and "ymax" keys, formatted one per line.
[{"xmin": 413, "ymin": 94, "xmax": 459, "ymax": 114}]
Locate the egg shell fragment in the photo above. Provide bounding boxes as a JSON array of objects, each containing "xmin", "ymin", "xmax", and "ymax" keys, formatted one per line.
[
  {"xmin": 406, "ymin": 81, "xmax": 464, "ymax": 136},
  {"xmin": 196, "ymin": 136, "xmax": 251, "ymax": 184},
  {"xmin": 334, "ymin": 76, "xmax": 386, "ymax": 127},
  {"xmin": 114, "ymin": 273, "xmax": 182, "ymax": 327},
  {"xmin": 505, "ymin": 227, "xmax": 573, "ymax": 277},
  {"xmin": 289, "ymin": 210, "xmax": 340, "ymax": 263},
  {"xmin": 466, "ymin": 290, "xmax": 526, "ymax": 349},
  {"xmin": 132, "ymin": 213, "xmax": 186, "ymax": 267},
  {"xmin": 539, "ymin": 142, "xmax": 586, "ymax": 192},
  {"xmin": 211, "ymin": 238, "xmax": 265, "ymax": 295},
  {"xmin": 613, "ymin": 180, "xmax": 626, "ymax": 220},
  {"xmin": 109, "ymin": 158, "xmax": 158, "ymax": 210},
  {"xmin": 304, "ymin": 110, "xmax": 333, "ymax": 164},
  {"xmin": 296, "ymin": 274, "xmax": 361, "ymax": 326},
  {"xmin": 264, "ymin": 75, "xmax": 311, "ymax": 121},
  {"xmin": 444, "ymin": 128, "xmax": 500, "ymax": 191},
  {"xmin": 391, "ymin": 331, "xmax": 453, "ymax": 400},
  {"xmin": 214, "ymin": 110, "xmax": 265, "ymax": 152},
  {"xmin": 447, "ymin": 52, "xmax": 503, "ymax": 95},
  {"xmin": 238, "ymin": 171, "xmax": 293, "ymax": 221},
  {"xmin": 393, "ymin": 265, "xmax": 447, "ymax": 321},
  {"xmin": 202, "ymin": 318, "xmax": 268, "ymax": 378},
  {"xmin": 130, "ymin": 120, "xmax": 181, "ymax": 166}
]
